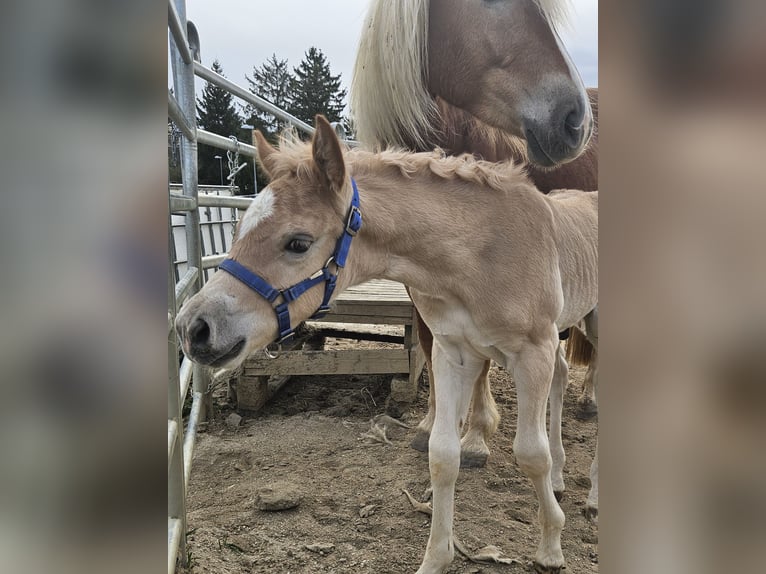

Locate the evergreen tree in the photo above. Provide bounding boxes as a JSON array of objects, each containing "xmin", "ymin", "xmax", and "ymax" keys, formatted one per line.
[
  {"xmin": 196, "ymin": 60, "xmax": 252, "ymax": 192},
  {"xmin": 244, "ymin": 54, "xmax": 295, "ymax": 136},
  {"xmin": 288, "ymin": 47, "xmax": 347, "ymax": 125}
]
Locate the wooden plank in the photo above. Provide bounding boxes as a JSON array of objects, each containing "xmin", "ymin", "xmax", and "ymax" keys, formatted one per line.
[
  {"xmin": 243, "ymin": 349, "xmax": 410, "ymax": 376},
  {"xmin": 335, "ymin": 280, "xmax": 411, "ymax": 305},
  {"xmin": 312, "ymin": 314, "xmax": 412, "ymax": 326},
  {"xmin": 330, "ymin": 303, "xmax": 413, "ymax": 317}
]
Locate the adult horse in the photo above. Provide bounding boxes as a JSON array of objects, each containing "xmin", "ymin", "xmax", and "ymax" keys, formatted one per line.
[
  {"xmin": 351, "ymin": 0, "xmax": 599, "ymax": 494},
  {"xmin": 175, "ymin": 116, "xmax": 599, "ymax": 573}
]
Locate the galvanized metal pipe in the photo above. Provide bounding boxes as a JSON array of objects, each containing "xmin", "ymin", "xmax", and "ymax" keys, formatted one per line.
[
  {"xmin": 179, "ymin": 356, "xmax": 193, "ymax": 401},
  {"xmin": 197, "ymin": 193, "xmax": 253, "ymax": 209},
  {"xmin": 201, "ymin": 253, "xmax": 227, "ymax": 269},
  {"xmin": 194, "ymin": 62, "xmax": 316, "ymax": 136},
  {"xmin": 169, "ymin": 194, "xmax": 196, "ymax": 213},
  {"xmin": 183, "ymin": 392, "xmax": 204, "ymax": 489},
  {"xmin": 167, "ymin": 518, "xmax": 183, "ymax": 574},
  {"xmin": 175, "ymin": 266, "xmax": 199, "ymax": 307},
  {"xmin": 197, "ymin": 129, "xmax": 257, "ymax": 157},
  {"xmin": 167, "ymin": 0, "xmax": 192, "ymax": 65},
  {"xmin": 168, "ymin": 90, "xmax": 196, "ymax": 141},
  {"xmin": 168, "ymin": 420, "xmax": 178, "ymax": 463}
]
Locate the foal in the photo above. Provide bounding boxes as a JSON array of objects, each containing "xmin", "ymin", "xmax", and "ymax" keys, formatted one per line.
[{"xmin": 176, "ymin": 116, "xmax": 598, "ymax": 574}]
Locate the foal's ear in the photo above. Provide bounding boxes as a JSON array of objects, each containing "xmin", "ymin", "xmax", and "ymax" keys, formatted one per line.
[
  {"xmin": 311, "ymin": 115, "xmax": 346, "ymax": 194},
  {"xmin": 254, "ymin": 131, "xmax": 278, "ymax": 179}
]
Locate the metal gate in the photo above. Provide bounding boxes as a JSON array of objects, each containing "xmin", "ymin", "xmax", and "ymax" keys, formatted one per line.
[{"xmin": 166, "ymin": 1, "xmax": 349, "ymax": 571}]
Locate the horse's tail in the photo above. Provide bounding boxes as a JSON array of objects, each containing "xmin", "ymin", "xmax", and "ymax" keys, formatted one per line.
[{"xmin": 565, "ymin": 327, "xmax": 595, "ymax": 367}]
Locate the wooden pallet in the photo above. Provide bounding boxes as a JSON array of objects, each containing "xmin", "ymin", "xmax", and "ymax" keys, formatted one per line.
[{"xmin": 236, "ymin": 280, "xmax": 426, "ymax": 412}]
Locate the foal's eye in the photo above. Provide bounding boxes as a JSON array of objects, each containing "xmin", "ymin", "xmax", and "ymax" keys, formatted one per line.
[{"xmin": 285, "ymin": 237, "xmax": 313, "ymax": 254}]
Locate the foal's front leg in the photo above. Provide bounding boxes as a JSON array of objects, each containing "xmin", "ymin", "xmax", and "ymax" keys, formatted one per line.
[
  {"xmin": 416, "ymin": 339, "xmax": 484, "ymax": 574},
  {"xmin": 510, "ymin": 335, "xmax": 566, "ymax": 572}
]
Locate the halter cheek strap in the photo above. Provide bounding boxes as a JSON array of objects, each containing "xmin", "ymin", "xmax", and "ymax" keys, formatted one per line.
[{"xmin": 218, "ymin": 179, "xmax": 362, "ymax": 344}]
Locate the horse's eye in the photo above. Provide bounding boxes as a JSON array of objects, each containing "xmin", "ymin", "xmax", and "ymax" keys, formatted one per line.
[{"xmin": 285, "ymin": 237, "xmax": 312, "ymax": 254}]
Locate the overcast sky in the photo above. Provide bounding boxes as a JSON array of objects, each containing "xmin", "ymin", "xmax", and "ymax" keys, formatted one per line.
[{"xmin": 172, "ymin": 0, "xmax": 598, "ymax": 110}]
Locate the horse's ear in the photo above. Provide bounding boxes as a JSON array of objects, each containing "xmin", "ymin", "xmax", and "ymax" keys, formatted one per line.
[
  {"xmin": 311, "ymin": 114, "xmax": 346, "ymax": 194},
  {"xmin": 254, "ymin": 131, "xmax": 278, "ymax": 179}
]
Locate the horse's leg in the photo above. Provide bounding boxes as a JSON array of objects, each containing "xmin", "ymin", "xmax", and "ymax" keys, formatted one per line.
[
  {"xmin": 459, "ymin": 360, "xmax": 498, "ymax": 468},
  {"xmin": 509, "ymin": 334, "xmax": 566, "ymax": 573},
  {"xmin": 549, "ymin": 344, "xmax": 568, "ymax": 500},
  {"xmin": 585, "ymin": 440, "xmax": 599, "ymax": 521},
  {"xmin": 583, "ymin": 309, "xmax": 599, "ymax": 519},
  {"xmin": 416, "ymin": 339, "xmax": 483, "ymax": 574},
  {"xmin": 411, "ymin": 310, "xmax": 435, "ymax": 452},
  {"xmin": 567, "ymin": 327, "xmax": 598, "ymax": 420},
  {"xmin": 577, "ymin": 354, "xmax": 598, "ymax": 419}
]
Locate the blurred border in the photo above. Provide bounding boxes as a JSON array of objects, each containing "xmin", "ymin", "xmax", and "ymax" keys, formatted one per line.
[
  {"xmin": 600, "ymin": 1, "xmax": 766, "ymax": 573},
  {"xmin": 0, "ymin": 1, "xmax": 764, "ymax": 572}
]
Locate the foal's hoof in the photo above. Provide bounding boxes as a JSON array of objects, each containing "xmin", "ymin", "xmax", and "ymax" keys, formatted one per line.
[
  {"xmin": 533, "ymin": 562, "xmax": 565, "ymax": 574},
  {"xmin": 575, "ymin": 399, "xmax": 598, "ymax": 421},
  {"xmin": 410, "ymin": 430, "xmax": 430, "ymax": 453},
  {"xmin": 460, "ymin": 450, "xmax": 489, "ymax": 468}
]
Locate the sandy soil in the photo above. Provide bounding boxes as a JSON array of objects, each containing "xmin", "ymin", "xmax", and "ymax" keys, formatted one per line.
[{"xmin": 180, "ymin": 340, "xmax": 598, "ymax": 574}]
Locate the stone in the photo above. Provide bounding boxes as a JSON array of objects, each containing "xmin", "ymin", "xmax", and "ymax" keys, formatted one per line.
[
  {"xmin": 255, "ymin": 482, "xmax": 302, "ymax": 511},
  {"xmin": 225, "ymin": 413, "xmax": 243, "ymax": 429},
  {"xmin": 305, "ymin": 543, "xmax": 335, "ymax": 554}
]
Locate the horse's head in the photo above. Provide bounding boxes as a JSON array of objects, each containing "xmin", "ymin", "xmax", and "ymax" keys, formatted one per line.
[
  {"xmin": 428, "ymin": 0, "xmax": 592, "ymax": 167},
  {"xmin": 175, "ymin": 117, "xmax": 352, "ymax": 368}
]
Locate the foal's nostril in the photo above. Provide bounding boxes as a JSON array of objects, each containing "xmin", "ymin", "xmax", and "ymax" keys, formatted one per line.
[{"xmin": 188, "ymin": 317, "xmax": 211, "ymax": 349}]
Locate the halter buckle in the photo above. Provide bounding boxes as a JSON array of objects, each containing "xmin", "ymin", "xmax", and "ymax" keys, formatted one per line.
[{"xmin": 345, "ymin": 205, "xmax": 362, "ymax": 236}]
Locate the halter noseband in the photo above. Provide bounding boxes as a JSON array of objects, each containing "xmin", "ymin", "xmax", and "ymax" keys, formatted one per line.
[{"xmin": 218, "ymin": 179, "xmax": 362, "ymax": 344}]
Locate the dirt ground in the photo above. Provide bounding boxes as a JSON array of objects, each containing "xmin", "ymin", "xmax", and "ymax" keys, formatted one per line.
[{"xmin": 180, "ymin": 337, "xmax": 598, "ymax": 574}]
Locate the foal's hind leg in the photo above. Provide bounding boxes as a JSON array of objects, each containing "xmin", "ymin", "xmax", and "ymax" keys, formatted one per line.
[
  {"xmin": 509, "ymin": 334, "xmax": 566, "ymax": 572},
  {"xmin": 549, "ymin": 344, "xmax": 568, "ymax": 500},
  {"xmin": 410, "ymin": 310, "xmax": 499, "ymax": 468},
  {"xmin": 411, "ymin": 311, "xmax": 435, "ymax": 452},
  {"xmin": 459, "ymin": 361, "xmax": 499, "ymax": 468}
]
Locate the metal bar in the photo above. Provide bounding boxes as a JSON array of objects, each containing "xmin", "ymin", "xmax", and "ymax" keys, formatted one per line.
[
  {"xmin": 168, "ymin": 90, "xmax": 196, "ymax": 141},
  {"xmin": 169, "ymin": 192, "xmax": 253, "ymax": 210},
  {"xmin": 167, "ymin": 0, "xmax": 192, "ymax": 65},
  {"xmin": 194, "ymin": 62, "xmax": 316, "ymax": 136},
  {"xmin": 170, "ymin": 194, "xmax": 197, "ymax": 213},
  {"xmin": 168, "ymin": 4, "xmax": 195, "ymax": 568},
  {"xmin": 183, "ymin": 392, "xmax": 204, "ymax": 489},
  {"xmin": 179, "ymin": 356, "xmax": 193, "ymax": 400},
  {"xmin": 175, "ymin": 266, "xmax": 199, "ymax": 306},
  {"xmin": 197, "ymin": 194, "xmax": 253, "ymax": 209},
  {"xmin": 197, "ymin": 129, "xmax": 257, "ymax": 157},
  {"xmin": 168, "ymin": 518, "xmax": 183, "ymax": 574},
  {"xmin": 168, "ymin": 420, "xmax": 178, "ymax": 462},
  {"xmin": 202, "ymin": 253, "xmax": 227, "ymax": 269},
  {"xmin": 171, "ymin": 0, "xmax": 210, "ymax": 412}
]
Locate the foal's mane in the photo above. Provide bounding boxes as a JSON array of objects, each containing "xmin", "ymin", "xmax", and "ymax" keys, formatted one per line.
[
  {"xmin": 350, "ymin": 0, "xmax": 571, "ymax": 151},
  {"xmin": 271, "ymin": 133, "xmax": 529, "ymax": 195}
]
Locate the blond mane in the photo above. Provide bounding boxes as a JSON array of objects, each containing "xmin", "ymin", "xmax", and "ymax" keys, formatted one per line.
[
  {"xmin": 350, "ymin": 0, "xmax": 571, "ymax": 151},
  {"xmin": 269, "ymin": 132, "xmax": 529, "ymax": 195}
]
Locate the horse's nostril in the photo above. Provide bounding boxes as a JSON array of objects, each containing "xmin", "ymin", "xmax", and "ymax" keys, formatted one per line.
[
  {"xmin": 188, "ymin": 317, "xmax": 211, "ymax": 348},
  {"xmin": 563, "ymin": 108, "xmax": 583, "ymax": 145}
]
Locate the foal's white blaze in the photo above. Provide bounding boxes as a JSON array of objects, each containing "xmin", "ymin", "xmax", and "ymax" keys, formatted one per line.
[{"xmin": 238, "ymin": 187, "xmax": 275, "ymax": 238}]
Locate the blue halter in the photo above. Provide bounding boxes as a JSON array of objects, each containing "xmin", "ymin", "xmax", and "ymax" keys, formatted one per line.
[{"xmin": 218, "ymin": 179, "xmax": 362, "ymax": 344}]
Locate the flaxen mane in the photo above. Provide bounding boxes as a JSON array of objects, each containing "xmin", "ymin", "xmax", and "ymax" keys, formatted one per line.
[
  {"xmin": 267, "ymin": 133, "xmax": 530, "ymax": 194},
  {"xmin": 350, "ymin": 0, "xmax": 571, "ymax": 151}
]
